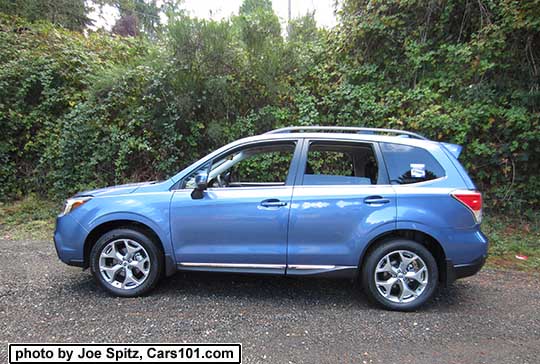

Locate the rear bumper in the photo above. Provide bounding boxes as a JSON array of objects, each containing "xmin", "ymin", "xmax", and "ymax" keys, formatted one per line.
[{"xmin": 444, "ymin": 255, "xmax": 486, "ymax": 285}]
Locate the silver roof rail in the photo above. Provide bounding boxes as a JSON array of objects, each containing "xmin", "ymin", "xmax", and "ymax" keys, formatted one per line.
[{"xmin": 265, "ymin": 126, "xmax": 428, "ymax": 140}]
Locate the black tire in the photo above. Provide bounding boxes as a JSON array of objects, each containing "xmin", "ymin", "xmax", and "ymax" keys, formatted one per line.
[
  {"xmin": 90, "ymin": 228, "xmax": 163, "ymax": 297},
  {"xmin": 361, "ymin": 239, "xmax": 438, "ymax": 311}
]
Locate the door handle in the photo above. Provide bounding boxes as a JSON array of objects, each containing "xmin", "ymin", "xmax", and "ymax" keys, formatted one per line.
[
  {"xmin": 364, "ymin": 196, "xmax": 390, "ymax": 205},
  {"xmin": 260, "ymin": 199, "xmax": 288, "ymax": 207}
]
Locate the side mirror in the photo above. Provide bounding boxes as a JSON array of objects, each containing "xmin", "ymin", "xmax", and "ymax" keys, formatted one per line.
[{"xmin": 191, "ymin": 171, "xmax": 208, "ymax": 199}]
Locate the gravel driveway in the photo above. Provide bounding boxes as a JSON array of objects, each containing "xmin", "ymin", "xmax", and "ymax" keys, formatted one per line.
[{"xmin": 1, "ymin": 238, "xmax": 539, "ymax": 364}]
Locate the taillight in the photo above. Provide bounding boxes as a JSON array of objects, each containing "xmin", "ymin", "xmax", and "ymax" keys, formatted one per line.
[{"xmin": 452, "ymin": 190, "xmax": 482, "ymax": 223}]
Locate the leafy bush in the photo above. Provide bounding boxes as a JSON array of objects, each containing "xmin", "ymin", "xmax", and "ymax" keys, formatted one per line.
[{"xmin": 0, "ymin": 1, "xmax": 539, "ymax": 215}]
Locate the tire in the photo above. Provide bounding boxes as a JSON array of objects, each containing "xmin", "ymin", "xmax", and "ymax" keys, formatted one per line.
[
  {"xmin": 361, "ymin": 239, "xmax": 438, "ymax": 311},
  {"xmin": 90, "ymin": 228, "xmax": 163, "ymax": 297}
]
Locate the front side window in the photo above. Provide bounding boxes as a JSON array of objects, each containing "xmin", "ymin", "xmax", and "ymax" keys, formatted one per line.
[
  {"xmin": 183, "ymin": 142, "xmax": 295, "ymax": 189},
  {"xmin": 380, "ymin": 143, "xmax": 445, "ymax": 184},
  {"xmin": 303, "ymin": 142, "xmax": 379, "ymax": 185}
]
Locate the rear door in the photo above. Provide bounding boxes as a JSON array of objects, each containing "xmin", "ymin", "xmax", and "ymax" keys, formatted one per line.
[{"xmin": 286, "ymin": 139, "xmax": 396, "ymax": 275}]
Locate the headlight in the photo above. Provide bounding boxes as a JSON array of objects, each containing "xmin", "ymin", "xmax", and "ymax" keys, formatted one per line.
[{"xmin": 63, "ymin": 196, "xmax": 92, "ymax": 215}]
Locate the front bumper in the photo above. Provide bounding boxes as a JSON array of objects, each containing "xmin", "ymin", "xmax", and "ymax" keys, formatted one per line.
[
  {"xmin": 444, "ymin": 255, "xmax": 487, "ymax": 285},
  {"xmin": 54, "ymin": 214, "xmax": 88, "ymax": 267}
]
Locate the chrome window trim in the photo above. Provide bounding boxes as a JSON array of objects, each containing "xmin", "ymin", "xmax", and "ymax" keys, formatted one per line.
[{"xmin": 290, "ymin": 175, "xmax": 448, "ymax": 189}]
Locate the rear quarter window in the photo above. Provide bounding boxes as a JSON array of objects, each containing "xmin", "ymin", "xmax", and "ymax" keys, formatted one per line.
[{"xmin": 381, "ymin": 143, "xmax": 445, "ymax": 184}]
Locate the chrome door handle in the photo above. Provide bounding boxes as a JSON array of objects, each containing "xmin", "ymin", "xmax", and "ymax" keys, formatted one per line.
[
  {"xmin": 260, "ymin": 199, "xmax": 288, "ymax": 207},
  {"xmin": 364, "ymin": 196, "xmax": 390, "ymax": 205}
]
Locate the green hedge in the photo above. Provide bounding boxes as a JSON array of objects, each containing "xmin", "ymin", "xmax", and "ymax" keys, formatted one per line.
[{"xmin": 0, "ymin": 1, "xmax": 539, "ymax": 214}]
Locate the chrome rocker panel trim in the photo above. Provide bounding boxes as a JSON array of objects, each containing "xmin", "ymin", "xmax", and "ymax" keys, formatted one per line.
[
  {"xmin": 179, "ymin": 262, "xmax": 286, "ymax": 269},
  {"xmin": 177, "ymin": 262, "xmax": 357, "ymax": 277}
]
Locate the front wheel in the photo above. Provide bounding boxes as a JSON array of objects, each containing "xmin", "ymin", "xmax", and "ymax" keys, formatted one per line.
[
  {"xmin": 90, "ymin": 228, "xmax": 163, "ymax": 297},
  {"xmin": 362, "ymin": 239, "xmax": 438, "ymax": 311}
]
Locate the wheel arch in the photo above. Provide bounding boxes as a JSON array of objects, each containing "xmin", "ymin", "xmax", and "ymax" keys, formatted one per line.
[
  {"xmin": 358, "ymin": 229, "xmax": 448, "ymax": 284},
  {"xmin": 83, "ymin": 219, "xmax": 176, "ymax": 276}
]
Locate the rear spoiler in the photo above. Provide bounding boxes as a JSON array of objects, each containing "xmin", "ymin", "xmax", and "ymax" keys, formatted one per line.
[{"xmin": 440, "ymin": 142, "xmax": 463, "ymax": 158}]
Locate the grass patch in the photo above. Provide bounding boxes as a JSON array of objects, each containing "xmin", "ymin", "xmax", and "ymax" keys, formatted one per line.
[
  {"xmin": 0, "ymin": 195, "xmax": 59, "ymax": 240},
  {"xmin": 483, "ymin": 213, "xmax": 540, "ymax": 271},
  {"xmin": 0, "ymin": 196, "xmax": 538, "ymax": 271}
]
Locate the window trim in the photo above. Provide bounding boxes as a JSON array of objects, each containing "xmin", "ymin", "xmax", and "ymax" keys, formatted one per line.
[
  {"xmin": 294, "ymin": 139, "xmax": 389, "ymax": 186},
  {"xmin": 176, "ymin": 139, "xmax": 303, "ymax": 190}
]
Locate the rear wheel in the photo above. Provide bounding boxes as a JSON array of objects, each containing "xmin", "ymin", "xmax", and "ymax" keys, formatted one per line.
[
  {"xmin": 362, "ymin": 239, "xmax": 438, "ymax": 311},
  {"xmin": 90, "ymin": 228, "xmax": 162, "ymax": 297}
]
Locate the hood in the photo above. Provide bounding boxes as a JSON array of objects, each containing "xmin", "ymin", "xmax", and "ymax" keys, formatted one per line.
[{"xmin": 74, "ymin": 181, "xmax": 158, "ymax": 198}]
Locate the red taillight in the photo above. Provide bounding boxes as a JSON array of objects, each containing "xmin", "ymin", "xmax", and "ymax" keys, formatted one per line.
[{"xmin": 452, "ymin": 190, "xmax": 482, "ymax": 223}]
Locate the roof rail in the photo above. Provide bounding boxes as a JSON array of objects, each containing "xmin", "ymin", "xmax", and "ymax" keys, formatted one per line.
[{"xmin": 265, "ymin": 126, "xmax": 428, "ymax": 140}]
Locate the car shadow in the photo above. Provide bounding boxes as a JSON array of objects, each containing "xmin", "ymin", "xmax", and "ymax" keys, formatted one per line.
[
  {"xmin": 64, "ymin": 270, "xmax": 469, "ymax": 312},
  {"xmin": 157, "ymin": 271, "xmax": 366, "ymax": 305},
  {"xmin": 156, "ymin": 271, "xmax": 467, "ymax": 311}
]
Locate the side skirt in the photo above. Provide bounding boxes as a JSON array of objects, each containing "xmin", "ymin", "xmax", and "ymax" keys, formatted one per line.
[
  {"xmin": 177, "ymin": 262, "xmax": 285, "ymax": 275},
  {"xmin": 176, "ymin": 262, "xmax": 357, "ymax": 278},
  {"xmin": 287, "ymin": 265, "xmax": 357, "ymax": 278}
]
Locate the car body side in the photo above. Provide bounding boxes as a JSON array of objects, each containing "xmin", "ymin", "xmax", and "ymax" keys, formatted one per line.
[{"xmin": 54, "ymin": 133, "xmax": 488, "ymax": 284}]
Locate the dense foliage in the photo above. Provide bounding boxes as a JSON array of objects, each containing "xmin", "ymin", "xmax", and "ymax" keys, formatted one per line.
[
  {"xmin": 0, "ymin": 0, "xmax": 92, "ymax": 30},
  {"xmin": 0, "ymin": 0, "xmax": 539, "ymax": 213}
]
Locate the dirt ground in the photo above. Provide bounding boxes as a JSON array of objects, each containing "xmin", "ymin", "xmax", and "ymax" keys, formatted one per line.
[{"xmin": 1, "ymin": 238, "xmax": 539, "ymax": 364}]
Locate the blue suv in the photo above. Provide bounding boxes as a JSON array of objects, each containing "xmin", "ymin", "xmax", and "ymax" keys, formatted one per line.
[{"xmin": 54, "ymin": 126, "xmax": 488, "ymax": 311}]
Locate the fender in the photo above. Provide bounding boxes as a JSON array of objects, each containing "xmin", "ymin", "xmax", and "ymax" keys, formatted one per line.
[
  {"xmin": 396, "ymin": 221, "xmax": 446, "ymax": 247},
  {"xmin": 356, "ymin": 220, "xmax": 448, "ymax": 269},
  {"xmin": 84, "ymin": 210, "xmax": 177, "ymax": 276},
  {"xmin": 87, "ymin": 212, "xmax": 174, "ymax": 256},
  {"xmin": 352, "ymin": 220, "xmax": 399, "ymax": 262}
]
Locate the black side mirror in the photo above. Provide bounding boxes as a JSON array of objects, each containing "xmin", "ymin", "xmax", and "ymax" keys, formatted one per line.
[{"xmin": 191, "ymin": 171, "xmax": 208, "ymax": 199}]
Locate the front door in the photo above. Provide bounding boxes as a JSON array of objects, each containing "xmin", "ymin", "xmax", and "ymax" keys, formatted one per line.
[{"xmin": 170, "ymin": 140, "xmax": 301, "ymax": 274}]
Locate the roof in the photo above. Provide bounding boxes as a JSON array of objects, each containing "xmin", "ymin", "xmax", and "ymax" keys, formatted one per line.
[
  {"xmin": 265, "ymin": 126, "xmax": 428, "ymax": 140},
  {"xmin": 233, "ymin": 126, "xmax": 440, "ymax": 149}
]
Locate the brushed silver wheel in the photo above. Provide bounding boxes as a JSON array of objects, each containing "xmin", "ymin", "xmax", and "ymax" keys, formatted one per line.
[
  {"xmin": 374, "ymin": 249, "xmax": 428, "ymax": 303},
  {"xmin": 99, "ymin": 239, "xmax": 151, "ymax": 290}
]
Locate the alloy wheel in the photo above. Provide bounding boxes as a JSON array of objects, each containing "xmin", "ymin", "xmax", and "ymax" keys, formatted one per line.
[
  {"xmin": 374, "ymin": 250, "xmax": 428, "ymax": 303},
  {"xmin": 99, "ymin": 239, "xmax": 151, "ymax": 290}
]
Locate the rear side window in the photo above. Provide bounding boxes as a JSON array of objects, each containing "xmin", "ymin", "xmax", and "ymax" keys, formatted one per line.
[
  {"xmin": 303, "ymin": 142, "xmax": 380, "ymax": 185},
  {"xmin": 381, "ymin": 143, "xmax": 445, "ymax": 184}
]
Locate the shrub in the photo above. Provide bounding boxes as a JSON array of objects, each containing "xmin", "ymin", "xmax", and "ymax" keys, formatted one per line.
[{"xmin": 0, "ymin": 1, "xmax": 539, "ymax": 214}]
